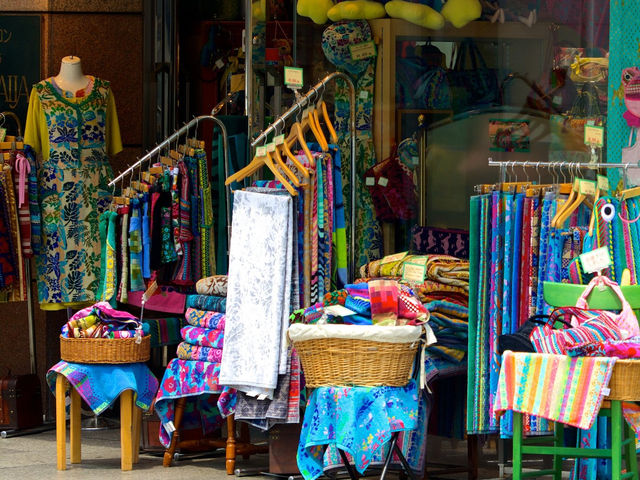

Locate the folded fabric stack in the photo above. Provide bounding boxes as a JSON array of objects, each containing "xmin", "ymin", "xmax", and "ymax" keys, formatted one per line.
[
  {"xmin": 154, "ymin": 274, "xmax": 236, "ymax": 447},
  {"xmin": 423, "ymin": 300, "xmax": 469, "ymax": 381},
  {"xmin": 175, "ymin": 274, "xmax": 228, "ymax": 363},
  {"xmin": 358, "ymin": 253, "xmax": 470, "ymax": 306},
  {"xmin": 289, "ymin": 280, "xmax": 429, "ymax": 326},
  {"xmin": 357, "ymin": 253, "xmax": 470, "ymax": 380}
]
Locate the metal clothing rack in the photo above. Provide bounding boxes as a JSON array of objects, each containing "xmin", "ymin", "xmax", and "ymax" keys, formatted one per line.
[
  {"xmin": 0, "ymin": 111, "xmax": 37, "ymax": 376},
  {"xmin": 250, "ymin": 71, "xmax": 357, "ymax": 282},
  {"xmin": 109, "ymin": 112, "xmax": 232, "ymax": 249},
  {"xmin": 488, "ymin": 158, "xmax": 640, "ymax": 184}
]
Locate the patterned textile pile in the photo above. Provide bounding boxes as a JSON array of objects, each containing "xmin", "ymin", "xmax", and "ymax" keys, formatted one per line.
[
  {"xmin": 154, "ymin": 276, "xmax": 236, "ymax": 447},
  {"xmin": 357, "ymin": 253, "xmax": 470, "ymax": 375},
  {"xmin": 290, "ymin": 280, "xmax": 429, "ymax": 326}
]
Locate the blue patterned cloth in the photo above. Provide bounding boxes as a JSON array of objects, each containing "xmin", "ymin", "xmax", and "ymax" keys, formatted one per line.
[
  {"xmin": 297, "ymin": 380, "xmax": 419, "ymax": 480},
  {"xmin": 46, "ymin": 361, "xmax": 158, "ymax": 415},
  {"xmin": 185, "ymin": 294, "xmax": 227, "ymax": 313}
]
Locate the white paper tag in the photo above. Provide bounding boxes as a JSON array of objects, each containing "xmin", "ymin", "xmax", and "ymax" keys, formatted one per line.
[
  {"xmin": 378, "ymin": 177, "xmax": 389, "ymax": 187},
  {"xmin": 164, "ymin": 421, "xmax": 176, "ymax": 433},
  {"xmin": 256, "ymin": 146, "xmax": 267, "ymax": 157},
  {"xmin": 365, "ymin": 176, "xmax": 375, "ymax": 186},
  {"xmin": 324, "ymin": 305, "xmax": 357, "ymax": 317},
  {"xmin": 580, "ymin": 247, "xmax": 611, "ymax": 274},
  {"xmin": 359, "ymin": 90, "xmax": 368, "ymax": 100},
  {"xmin": 602, "ymin": 387, "xmax": 610, "ymax": 396},
  {"xmin": 257, "ymin": 394, "xmax": 268, "ymax": 401},
  {"xmin": 267, "ymin": 142, "xmax": 276, "ymax": 153},
  {"xmin": 215, "ymin": 58, "xmax": 225, "ymax": 69},
  {"xmin": 274, "ymin": 134, "xmax": 285, "ymax": 145}
]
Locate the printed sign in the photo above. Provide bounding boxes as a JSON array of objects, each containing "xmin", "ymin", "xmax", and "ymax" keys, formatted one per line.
[
  {"xmin": 349, "ymin": 41, "xmax": 377, "ymax": 61},
  {"xmin": 284, "ymin": 67, "xmax": 303, "ymax": 88},
  {"xmin": 402, "ymin": 262, "xmax": 427, "ymax": 283},
  {"xmin": 584, "ymin": 125, "xmax": 605, "ymax": 147}
]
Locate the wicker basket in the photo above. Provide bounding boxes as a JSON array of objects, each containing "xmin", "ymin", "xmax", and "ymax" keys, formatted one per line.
[
  {"xmin": 607, "ymin": 359, "xmax": 640, "ymax": 401},
  {"xmin": 60, "ymin": 335, "xmax": 151, "ymax": 364},
  {"xmin": 293, "ymin": 337, "xmax": 419, "ymax": 387}
]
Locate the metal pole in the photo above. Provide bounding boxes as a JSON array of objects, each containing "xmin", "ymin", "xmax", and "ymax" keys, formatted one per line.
[
  {"xmin": 25, "ymin": 261, "xmax": 36, "ymax": 375},
  {"xmin": 488, "ymin": 159, "xmax": 640, "ymax": 170},
  {"xmin": 248, "ymin": 71, "xmax": 357, "ymax": 281}
]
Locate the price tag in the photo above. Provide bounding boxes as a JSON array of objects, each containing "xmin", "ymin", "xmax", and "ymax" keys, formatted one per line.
[
  {"xmin": 378, "ymin": 177, "xmax": 389, "ymax": 187},
  {"xmin": 266, "ymin": 142, "xmax": 276, "ymax": 153},
  {"xmin": 349, "ymin": 40, "xmax": 377, "ymax": 61},
  {"xmin": 359, "ymin": 90, "xmax": 369, "ymax": 100},
  {"xmin": 381, "ymin": 251, "xmax": 408, "ymax": 264},
  {"xmin": 215, "ymin": 58, "xmax": 225, "ymax": 70},
  {"xmin": 579, "ymin": 247, "xmax": 611, "ymax": 274},
  {"xmin": 584, "ymin": 125, "xmax": 604, "ymax": 147},
  {"xmin": 402, "ymin": 262, "xmax": 427, "ymax": 284},
  {"xmin": 579, "ymin": 179, "xmax": 596, "ymax": 196},
  {"xmin": 0, "ymin": 128, "xmax": 5, "ymax": 142},
  {"xmin": 274, "ymin": 134, "xmax": 285, "ymax": 145},
  {"xmin": 597, "ymin": 174, "xmax": 609, "ymax": 192},
  {"xmin": 324, "ymin": 305, "xmax": 357, "ymax": 317},
  {"xmin": 256, "ymin": 146, "xmax": 267, "ymax": 157},
  {"xmin": 284, "ymin": 66, "xmax": 304, "ymax": 88},
  {"xmin": 164, "ymin": 421, "xmax": 176, "ymax": 433},
  {"xmin": 365, "ymin": 177, "xmax": 375, "ymax": 186}
]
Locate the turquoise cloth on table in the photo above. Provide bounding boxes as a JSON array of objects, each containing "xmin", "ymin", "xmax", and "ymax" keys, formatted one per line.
[
  {"xmin": 296, "ymin": 380, "xmax": 419, "ymax": 480},
  {"xmin": 46, "ymin": 360, "xmax": 158, "ymax": 415}
]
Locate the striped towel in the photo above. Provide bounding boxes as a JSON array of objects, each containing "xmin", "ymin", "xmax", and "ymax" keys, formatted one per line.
[{"xmin": 493, "ymin": 351, "xmax": 616, "ymax": 430}]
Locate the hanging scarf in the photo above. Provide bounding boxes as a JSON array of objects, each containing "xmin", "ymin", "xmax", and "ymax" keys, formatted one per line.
[{"xmin": 173, "ymin": 161, "xmax": 194, "ymax": 284}]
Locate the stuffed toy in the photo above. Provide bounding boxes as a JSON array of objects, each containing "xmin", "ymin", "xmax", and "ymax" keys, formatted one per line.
[{"xmin": 297, "ymin": 0, "xmax": 482, "ymax": 29}]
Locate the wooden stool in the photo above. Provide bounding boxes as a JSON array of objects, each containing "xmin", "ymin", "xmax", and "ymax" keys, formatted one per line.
[
  {"xmin": 55, "ymin": 374, "xmax": 143, "ymax": 471},
  {"xmin": 163, "ymin": 396, "xmax": 268, "ymax": 473}
]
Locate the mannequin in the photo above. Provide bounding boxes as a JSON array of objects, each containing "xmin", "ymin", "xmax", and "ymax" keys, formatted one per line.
[
  {"xmin": 54, "ymin": 55, "xmax": 90, "ymax": 93},
  {"xmin": 24, "ymin": 56, "xmax": 123, "ymax": 310}
]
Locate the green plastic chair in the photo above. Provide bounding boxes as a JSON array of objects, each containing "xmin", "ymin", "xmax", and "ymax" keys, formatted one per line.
[{"xmin": 508, "ymin": 281, "xmax": 640, "ymax": 480}]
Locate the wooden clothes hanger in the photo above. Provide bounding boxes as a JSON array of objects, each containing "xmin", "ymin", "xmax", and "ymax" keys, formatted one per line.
[
  {"xmin": 286, "ymin": 121, "xmax": 315, "ymax": 167},
  {"xmin": 225, "ymin": 145, "xmax": 298, "ymax": 196}
]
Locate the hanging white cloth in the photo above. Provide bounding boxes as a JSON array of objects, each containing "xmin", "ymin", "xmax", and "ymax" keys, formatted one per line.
[{"xmin": 220, "ymin": 190, "xmax": 293, "ymax": 399}]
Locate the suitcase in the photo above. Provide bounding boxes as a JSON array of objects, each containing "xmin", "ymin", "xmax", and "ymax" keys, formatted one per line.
[
  {"xmin": 0, "ymin": 369, "xmax": 43, "ymax": 430},
  {"xmin": 269, "ymin": 423, "xmax": 301, "ymax": 474}
]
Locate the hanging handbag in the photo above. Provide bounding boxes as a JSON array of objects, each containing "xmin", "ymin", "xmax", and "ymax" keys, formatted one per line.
[
  {"xmin": 364, "ymin": 145, "xmax": 417, "ymax": 222},
  {"xmin": 447, "ymin": 38, "xmax": 500, "ymax": 113},
  {"xmin": 530, "ymin": 276, "xmax": 640, "ymax": 354}
]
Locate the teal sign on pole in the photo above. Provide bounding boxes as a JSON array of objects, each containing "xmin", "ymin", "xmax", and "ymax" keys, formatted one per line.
[
  {"xmin": 0, "ymin": 15, "xmax": 41, "ymax": 136},
  {"xmin": 608, "ymin": 0, "xmax": 640, "ymax": 188}
]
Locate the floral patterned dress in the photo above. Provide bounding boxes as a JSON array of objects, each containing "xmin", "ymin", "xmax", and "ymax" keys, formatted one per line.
[{"xmin": 24, "ymin": 76, "xmax": 122, "ymax": 309}]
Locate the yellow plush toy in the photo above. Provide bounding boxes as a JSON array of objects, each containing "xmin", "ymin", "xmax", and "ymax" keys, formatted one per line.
[
  {"xmin": 296, "ymin": 0, "xmax": 482, "ymax": 29},
  {"xmin": 296, "ymin": 0, "xmax": 336, "ymax": 24}
]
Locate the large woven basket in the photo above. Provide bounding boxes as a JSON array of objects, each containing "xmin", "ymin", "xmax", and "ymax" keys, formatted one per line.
[
  {"xmin": 294, "ymin": 337, "xmax": 418, "ymax": 387},
  {"xmin": 60, "ymin": 335, "xmax": 151, "ymax": 364},
  {"xmin": 607, "ymin": 359, "xmax": 640, "ymax": 401}
]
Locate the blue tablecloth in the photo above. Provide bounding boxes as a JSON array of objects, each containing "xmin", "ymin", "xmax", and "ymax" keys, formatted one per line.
[
  {"xmin": 297, "ymin": 380, "xmax": 420, "ymax": 480},
  {"xmin": 46, "ymin": 361, "xmax": 159, "ymax": 415}
]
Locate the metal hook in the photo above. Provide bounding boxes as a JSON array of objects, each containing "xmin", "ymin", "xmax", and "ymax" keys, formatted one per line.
[
  {"xmin": 522, "ymin": 161, "xmax": 529, "ymax": 183},
  {"xmin": 536, "ymin": 162, "xmax": 541, "ymax": 185},
  {"xmin": 560, "ymin": 162, "xmax": 567, "ymax": 184}
]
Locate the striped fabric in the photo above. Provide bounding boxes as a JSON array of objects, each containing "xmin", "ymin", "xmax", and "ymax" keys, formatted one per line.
[{"xmin": 494, "ymin": 351, "xmax": 616, "ymax": 430}]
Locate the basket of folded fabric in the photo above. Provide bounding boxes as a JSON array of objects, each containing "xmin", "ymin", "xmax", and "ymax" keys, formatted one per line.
[
  {"xmin": 60, "ymin": 302, "xmax": 150, "ymax": 364},
  {"xmin": 288, "ymin": 324, "xmax": 424, "ymax": 387}
]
